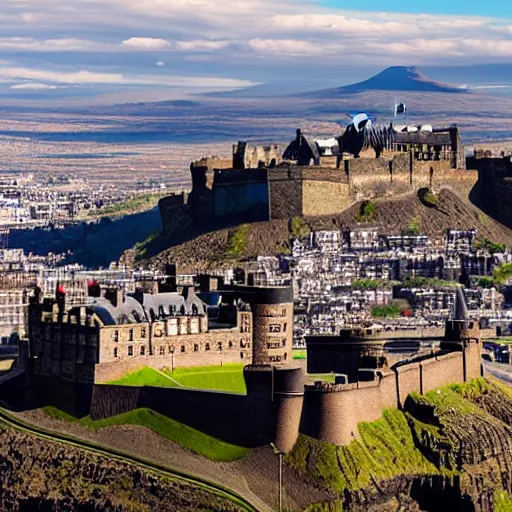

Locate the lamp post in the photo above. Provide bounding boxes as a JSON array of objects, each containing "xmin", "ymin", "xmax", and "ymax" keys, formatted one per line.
[
  {"xmin": 170, "ymin": 346, "xmax": 175, "ymax": 373},
  {"xmin": 270, "ymin": 442, "xmax": 283, "ymax": 512}
]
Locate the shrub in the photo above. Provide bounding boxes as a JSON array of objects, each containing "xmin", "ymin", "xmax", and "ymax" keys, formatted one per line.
[
  {"xmin": 356, "ymin": 200, "xmax": 376, "ymax": 222},
  {"xmin": 493, "ymin": 263, "xmax": 512, "ymax": 285},
  {"xmin": 290, "ymin": 217, "xmax": 310, "ymax": 239},
  {"xmin": 224, "ymin": 225, "xmax": 249, "ymax": 258},
  {"xmin": 475, "ymin": 238, "xmax": 506, "ymax": 254},
  {"xmin": 371, "ymin": 300, "xmax": 409, "ymax": 318},
  {"xmin": 406, "ymin": 216, "xmax": 421, "ymax": 235},
  {"xmin": 418, "ymin": 187, "xmax": 438, "ymax": 207}
]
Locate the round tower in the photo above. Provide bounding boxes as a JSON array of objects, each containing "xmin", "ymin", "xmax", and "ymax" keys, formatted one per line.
[
  {"xmin": 273, "ymin": 366, "xmax": 304, "ymax": 453},
  {"xmin": 234, "ymin": 285, "xmax": 294, "ymax": 366}
]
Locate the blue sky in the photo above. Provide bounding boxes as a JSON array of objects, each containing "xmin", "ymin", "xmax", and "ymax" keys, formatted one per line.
[
  {"xmin": 0, "ymin": 0, "xmax": 511, "ymax": 102},
  {"xmin": 321, "ymin": 0, "xmax": 512, "ymax": 17}
]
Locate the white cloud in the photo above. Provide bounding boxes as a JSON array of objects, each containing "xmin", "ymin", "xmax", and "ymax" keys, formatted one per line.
[
  {"xmin": 121, "ymin": 37, "xmax": 170, "ymax": 49},
  {"xmin": 176, "ymin": 40, "xmax": 231, "ymax": 51},
  {"xmin": 156, "ymin": 60, "xmax": 165, "ymax": 66},
  {"xmin": 0, "ymin": 37, "xmax": 106, "ymax": 52},
  {"xmin": 0, "ymin": 65, "xmax": 255, "ymax": 88},
  {"xmin": 11, "ymin": 82, "xmax": 58, "ymax": 90},
  {"xmin": 249, "ymin": 38, "xmax": 334, "ymax": 56}
]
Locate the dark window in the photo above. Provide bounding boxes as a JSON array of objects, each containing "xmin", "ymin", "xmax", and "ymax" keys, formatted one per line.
[
  {"xmin": 128, "ymin": 346, "xmax": 133, "ymax": 356},
  {"xmin": 141, "ymin": 327, "xmax": 147, "ymax": 338},
  {"xmin": 283, "ymin": 323, "xmax": 287, "ymax": 332},
  {"xmin": 181, "ymin": 345, "xmax": 185, "ymax": 353},
  {"xmin": 194, "ymin": 344, "xmax": 199, "ymax": 352},
  {"xmin": 217, "ymin": 342, "xmax": 222, "ymax": 351},
  {"xmin": 159, "ymin": 347, "xmax": 165, "ymax": 356},
  {"xmin": 113, "ymin": 347, "xmax": 118, "ymax": 358},
  {"xmin": 140, "ymin": 345, "xmax": 146, "ymax": 356},
  {"xmin": 113, "ymin": 330, "xmax": 119, "ymax": 342},
  {"xmin": 129, "ymin": 329, "xmax": 134, "ymax": 341},
  {"xmin": 205, "ymin": 343, "xmax": 210, "ymax": 351},
  {"xmin": 229, "ymin": 341, "xmax": 233, "ymax": 349},
  {"xmin": 240, "ymin": 351, "xmax": 244, "ymax": 359}
]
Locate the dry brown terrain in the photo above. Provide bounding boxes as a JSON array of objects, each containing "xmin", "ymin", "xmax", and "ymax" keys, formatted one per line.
[{"xmin": 147, "ymin": 188, "xmax": 512, "ymax": 273}]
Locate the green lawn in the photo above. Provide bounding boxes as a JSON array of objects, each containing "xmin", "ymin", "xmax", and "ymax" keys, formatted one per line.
[
  {"xmin": 42, "ymin": 406, "xmax": 249, "ymax": 462},
  {"xmin": 109, "ymin": 367, "xmax": 179, "ymax": 388},
  {"xmin": 293, "ymin": 349, "xmax": 307, "ymax": 360},
  {"xmin": 163, "ymin": 364, "xmax": 246, "ymax": 394},
  {"xmin": 109, "ymin": 365, "xmax": 247, "ymax": 394}
]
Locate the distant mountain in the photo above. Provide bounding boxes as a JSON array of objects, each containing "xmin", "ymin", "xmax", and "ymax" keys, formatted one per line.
[{"xmin": 302, "ymin": 66, "xmax": 466, "ymax": 97}]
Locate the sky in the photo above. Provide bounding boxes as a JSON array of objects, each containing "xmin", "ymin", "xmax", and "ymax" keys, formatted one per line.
[{"xmin": 1, "ymin": 0, "xmax": 512, "ymax": 102}]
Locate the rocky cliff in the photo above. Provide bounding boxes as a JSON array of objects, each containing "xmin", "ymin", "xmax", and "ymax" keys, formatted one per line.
[
  {"xmin": 0, "ymin": 421, "xmax": 246, "ymax": 512},
  {"xmin": 287, "ymin": 378, "xmax": 512, "ymax": 512}
]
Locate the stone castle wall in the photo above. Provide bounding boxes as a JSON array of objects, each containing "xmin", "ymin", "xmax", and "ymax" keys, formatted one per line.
[
  {"xmin": 160, "ymin": 154, "xmax": 480, "ymax": 233},
  {"xmin": 82, "ymin": 338, "xmax": 482, "ymax": 450},
  {"xmin": 301, "ymin": 342, "xmax": 481, "ymax": 445},
  {"xmin": 468, "ymin": 157, "xmax": 512, "ymax": 228}
]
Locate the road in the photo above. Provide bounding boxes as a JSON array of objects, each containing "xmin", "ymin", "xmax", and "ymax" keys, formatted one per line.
[
  {"xmin": 0, "ymin": 406, "xmax": 259, "ymax": 512},
  {"xmin": 484, "ymin": 361, "xmax": 512, "ymax": 385}
]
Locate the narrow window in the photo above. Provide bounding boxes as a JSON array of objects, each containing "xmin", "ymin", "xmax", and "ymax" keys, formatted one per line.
[
  {"xmin": 113, "ymin": 347, "xmax": 118, "ymax": 358},
  {"xmin": 205, "ymin": 343, "xmax": 210, "ymax": 351},
  {"xmin": 129, "ymin": 329, "xmax": 134, "ymax": 341},
  {"xmin": 140, "ymin": 345, "xmax": 146, "ymax": 356},
  {"xmin": 159, "ymin": 346, "xmax": 165, "ymax": 356},
  {"xmin": 194, "ymin": 344, "xmax": 199, "ymax": 352},
  {"xmin": 181, "ymin": 345, "xmax": 185, "ymax": 353},
  {"xmin": 128, "ymin": 346, "xmax": 133, "ymax": 356},
  {"xmin": 113, "ymin": 330, "xmax": 119, "ymax": 342},
  {"xmin": 141, "ymin": 327, "xmax": 147, "ymax": 338}
]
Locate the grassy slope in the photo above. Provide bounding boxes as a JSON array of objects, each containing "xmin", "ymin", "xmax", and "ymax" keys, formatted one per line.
[
  {"xmin": 289, "ymin": 378, "xmax": 512, "ymax": 509},
  {"xmin": 288, "ymin": 408, "xmax": 440, "ymax": 494},
  {"xmin": 43, "ymin": 406, "xmax": 249, "ymax": 462}
]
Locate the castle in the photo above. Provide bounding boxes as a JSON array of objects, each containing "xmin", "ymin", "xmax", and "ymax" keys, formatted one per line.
[
  {"xmin": 158, "ymin": 126, "xmax": 475, "ymax": 236},
  {"xmin": 18, "ymin": 280, "xmax": 482, "ymax": 453},
  {"xmin": 27, "ymin": 280, "xmax": 293, "ymax": 385}
]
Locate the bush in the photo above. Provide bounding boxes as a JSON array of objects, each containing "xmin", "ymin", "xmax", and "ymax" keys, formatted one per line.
[
  {"xmin": 418, "ymin": 187, "xmax": 438, "ymax": 207},
  {"xmin": 493, "ymin": 263, "xmax": 512, "ymax": 285},
  {"xmin": 290, "ymin": 217, "xmax": 310, "ymax": 239},
  {"xmin": 475, "ymin": 276, "xmax": 495, "ymax": 289},
  {"xmin": 356, "ymin": 200, "xmax": 376, "ymax": 222},
  {"xmin": 406, "ymin": 216, "xmax": 421, "ymax": 235},
  {"xmin": 371, "ymin": 300, "xmax": 409, "ymax": 318},
  {"xmin": 224, "ymin": 225, "xmax": 249, "ymax": 258},
  {"xmin": 475, "ymin": 238, "xmax": 506, "ymax": 254}
]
